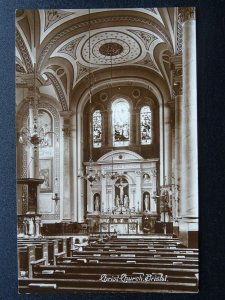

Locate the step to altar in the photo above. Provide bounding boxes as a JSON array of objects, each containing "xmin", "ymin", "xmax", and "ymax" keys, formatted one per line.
[{"xmin": 117, "ymin": 234, "xmax": 174, "ymax": 239}]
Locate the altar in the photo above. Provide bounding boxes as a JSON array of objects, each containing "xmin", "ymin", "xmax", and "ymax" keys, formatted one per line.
[
  {"xmin": 85, "ymin": 151, "xmax": 159, "ymax": 234},
  {"xmin": 87, "ymin": 212, "xmax": 157, "ymax": 234}
]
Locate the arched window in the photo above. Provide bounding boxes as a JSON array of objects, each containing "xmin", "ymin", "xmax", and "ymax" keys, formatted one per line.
[
  {"xmin": 112, "ymin": 99, "xmax": 130, "ymax": 147},
  {"xmin": 140, "ymin": 105, "xmax": 152, "ymax": 145},
  {"xmin": 92, "ymin": 110, "xmax": 102, "ymax": 148}
]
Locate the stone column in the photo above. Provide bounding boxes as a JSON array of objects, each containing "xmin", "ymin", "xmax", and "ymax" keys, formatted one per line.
[
  {"xmin": 26, "ymin": 83, "xmax": 41, "ymax": 213},
  {"xmin": 135, "ymin": 171, "xmax": 142, "ymax": 212},
  {"xmin": 108, "ymin": 109, "xmax": 113, "ymax": 147},
  {"xmin": 170, "ymin": 55, "xmax": 183, "ymax": 232},
  {"xmin": 26, "ymin": 98, "xmax": 40, "ymax": 179},
  {"xmin": 60, "ymin": 111, "xmax": 73, "ymax": 221},
  {"xmin": 179, "ymin": 7, "xmax": 198, "ymax": 247},
  {"xmin": 163, "ymin": 105, "xmax": 172, "ymax": 182},
  {"xmin": 101, "ymin": 176, "xmax": 107, "ymax": 210}
]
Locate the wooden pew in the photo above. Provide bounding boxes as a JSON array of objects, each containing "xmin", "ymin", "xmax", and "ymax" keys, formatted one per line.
[
  {"xmin": 18, "ymin": 237, "xmax": 68, "ymax": 265},
  {"xmin": 56, "ymin": 255, "xmax": 198, "ymax": 266},
  {"xmin": 19, "ymin": 276, "xmax": 198, "ymax": 293},
  {"xmin": 71, "ymin": 249, "xmax": 198, "ymax": 259},
  {"xmin": 18, "ymin": 245, "xmax": 46, "ymax": 278},
  {"xmin": 18, "ymin": 241, "xmax": 48, "ymax": 265}
]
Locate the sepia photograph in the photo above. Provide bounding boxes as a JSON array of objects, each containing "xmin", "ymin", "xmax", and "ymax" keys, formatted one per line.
[{"xmin": 16, "ymin": 7, "xmax": 199, "ymax": 293}]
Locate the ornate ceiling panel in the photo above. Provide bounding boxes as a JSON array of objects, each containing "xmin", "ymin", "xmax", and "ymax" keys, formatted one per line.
[
  {"xmin": 58, "ymin": 36, "xmax": 85, "ymax": 60},
  {"xmin": 44, "ymin": 10, "xmax": 75, "ymax": 31},
  {"xmin": 82, "ymin": 31, "xmax": 142, "ymax": 65},
  {"xmin": 16, "ymin": 8, "xmax": 177, "ymax": 107}
]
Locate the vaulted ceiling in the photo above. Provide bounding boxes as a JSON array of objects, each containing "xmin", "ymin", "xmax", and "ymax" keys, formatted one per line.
[{"xmin": 16, "ymin": 8, "xmax": 179, "ymax": 110}]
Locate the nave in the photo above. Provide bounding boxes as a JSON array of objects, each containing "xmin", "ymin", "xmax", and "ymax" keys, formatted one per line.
[
  {"xmin": 16, "ymin": 7, "xmax": 199, "ymax": 294},
  {"xmin": 18, "ymin": 234, "xmax": 199, "ymax": 293}
]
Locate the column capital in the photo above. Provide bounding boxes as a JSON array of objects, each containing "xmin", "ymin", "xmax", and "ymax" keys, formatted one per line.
[
  {"xmin": 62, "ymin": 127, "xmax": 72, "ymax": 137},
  {"xmin": 60, "ymin": 111, "xmax": 74, "ymax": 137},
  {"xmin": 170, "ymin": 55, "xmax": 183, "ymax": 97},
  {"xmin": 59, "ymin": 110, "xmax": 74, "ymax": 120},
  {"xmin": 179, "ymin": 7, "xmax": 196, "ymax": 23},
  {"xmin": 173, "ymin": 82, "xmax": 183, "ymax": 96}
]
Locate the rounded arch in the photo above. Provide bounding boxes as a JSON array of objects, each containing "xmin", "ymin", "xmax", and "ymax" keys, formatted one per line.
[
  {"xmin": 74, "ymin": 71, "xmax": 169, "ymax": 115},
  {"xmin": 98, "ymin": 149, "xmax": 143, "ymax": 162},
  {"xmin": 107, "ymin": 92, "xmax": 134, "ymax": 111}
]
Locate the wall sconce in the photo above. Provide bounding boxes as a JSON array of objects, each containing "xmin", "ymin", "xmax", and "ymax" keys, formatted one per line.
[{"xmin": 52, "ymin": 192, "xmax": 60, "ymax": 205}]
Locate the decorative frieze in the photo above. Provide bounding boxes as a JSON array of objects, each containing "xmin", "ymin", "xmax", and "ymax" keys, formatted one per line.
[
  {"xmin": 176, "ymin": 11, "xmax": 183, "ymax": 55},
  {"xmin": 16, "ymin": 30, "xmax": 33, "ymax": 74}
]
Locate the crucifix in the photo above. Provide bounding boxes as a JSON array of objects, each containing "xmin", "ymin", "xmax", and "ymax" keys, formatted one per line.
[{"xmin": 115, "ymin": 178, "xmax": 128, "ymax": 204}]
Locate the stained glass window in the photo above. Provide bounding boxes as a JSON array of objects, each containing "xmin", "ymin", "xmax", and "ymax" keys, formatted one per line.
[
  {"xmin": 140, "ymin": 106, "xmax": 152, "ymax": 144},
  {"xmin": 92, "ymin": 110, "xmax": 102, "ymax": 148},
  {"xmin": 112, "ymin": 99, "xmax": 130, "ymax": 147}
]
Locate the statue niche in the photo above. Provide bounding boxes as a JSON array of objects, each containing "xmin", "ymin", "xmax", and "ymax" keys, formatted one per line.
[
  {"xmin": 143, "ymin": 192, "xmax": 150, "ymax": 212},
  {"xmin": 94, "ymin": 193, "xmax": 101, "ymax": 212}
]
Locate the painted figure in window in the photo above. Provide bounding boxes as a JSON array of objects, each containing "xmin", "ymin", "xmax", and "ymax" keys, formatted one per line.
[
  {"xmin": 140, "ymin": 106, "xmax": 152, "ymax": 144},
  {"xmin": 92, "ymin": 110, "xmax": 102, "ymax": 148},
  {"xmin": 112, "ymin": 100, "xmax": 130, "ymax": 146}
]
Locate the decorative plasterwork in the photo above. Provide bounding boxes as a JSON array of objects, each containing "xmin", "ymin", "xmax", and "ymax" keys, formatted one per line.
[
  {"xmin": 37, "ymin": 15, "xmax": 171, "ymax": 72},
  {"xmin": 76, "ymin": 62, "xmax": 89, "ymax": 81},
  {"xmin": 16, "ymin": 30, "xmax": 33, "ymax": 74},
  {"xmin": 16, "ymin": 63, "xmax": 26, "ymax": 73},
  {"xmin": 58, "ymin": 35, "xmax": 84, "ymax": 60},
  {"xmin": 130, "ymin": 30, "xmax": 158, "ymax": 50},
  {"xmin": 176, "ymin": 11, "xmax": 183, "ymax": 55},
  {"xmin": 135, "ymin": 52, "xmax": 158, "ymax": 71},
  {"xmin": 44, "ymin": 10, "xmax": 74, "ymax": 31},
  {"xmin": 145, "ymin": 8, "xmax": 157, "ymax": 14},
  {"xmin": 179, "ymin": 7, "xmax": 196, "ymax": 23},
  {"xmin": 45, "ymin": 72, "xmax": 68, "ymax": 111},
  {"xmin": 82, "ymin": 31, "xmax": 142, "ymax": 65}
]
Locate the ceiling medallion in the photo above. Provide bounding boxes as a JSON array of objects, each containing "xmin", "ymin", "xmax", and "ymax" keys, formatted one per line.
[
  {"xmin": 132, "ymin": 88, "xmax": 141, "ymax": 99},
  {"xmin": 82, "ymin": 31, "xmax": 142, "ymax": 65},
  {"xmin": 99, "ymin": 43, "xmax": 123, "ymax": 56}
]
